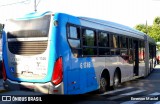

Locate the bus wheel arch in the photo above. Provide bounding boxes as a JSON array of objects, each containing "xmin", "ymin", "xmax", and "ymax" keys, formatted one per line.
[
  {"xmin": 112, "ymin": 67, "xmax": 121, "ymax": 89},
  {"xmin": 99, "ymin": 69, "xmax": 110, "ymax": 93}
]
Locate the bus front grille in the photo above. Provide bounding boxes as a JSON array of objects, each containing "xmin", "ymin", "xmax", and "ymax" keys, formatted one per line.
[{"xmin": 8, "ymin": 41, "xmax": 48, "ymax": 55}]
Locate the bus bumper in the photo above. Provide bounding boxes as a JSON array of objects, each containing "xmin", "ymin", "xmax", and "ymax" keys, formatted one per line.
[{"xmin": 3, "ymin": 79, "xmax": 64, "ymax": 94}]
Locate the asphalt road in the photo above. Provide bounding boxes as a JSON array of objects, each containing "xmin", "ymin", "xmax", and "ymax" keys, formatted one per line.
[{"xmin": 0, "ymin": 65, "xmax": 160, "ymax": 104}]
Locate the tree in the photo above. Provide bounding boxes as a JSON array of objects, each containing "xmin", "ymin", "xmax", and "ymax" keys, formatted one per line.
[
  {"xmin": 153, "ymin": 16, "xmax": 160, "ymax": 26},
  {"xmin": 135, "ymin": 16, "xmax": 160, "ymax": 50},
  {"xmin": 135, "ymin": 24, "xmax": 147, "ymax": 34},
  {"xmin": 149, "ymin": 25, "xmax": 160, "ymax": 42},
  {"xmin": 135, "ymin": 17, "xmax": 160, "ymax": 42}
]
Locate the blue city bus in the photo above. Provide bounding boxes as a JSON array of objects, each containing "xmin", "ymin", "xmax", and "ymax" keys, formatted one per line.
[{"xmin": 2, "ymin": 11, "xmax": 156, "ymax": 94}]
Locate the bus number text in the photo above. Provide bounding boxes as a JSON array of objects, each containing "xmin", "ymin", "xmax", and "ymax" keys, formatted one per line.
[{"xmin": 80, "ymin": 62, "xmax": 91, "ymax": 69}]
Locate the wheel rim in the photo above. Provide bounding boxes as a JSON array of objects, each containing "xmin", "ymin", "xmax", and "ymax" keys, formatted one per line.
[
  {"xmin": 113, "ymin": 74, "xmax": 119, "ymax": 88},
  {"xmin": 100, "ymin": 77, "xmax": 107, "ymax": 91}
]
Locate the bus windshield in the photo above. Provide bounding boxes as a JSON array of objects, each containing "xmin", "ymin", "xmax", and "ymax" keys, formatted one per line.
[{"xmin": 7, "ymin": 15, "xmax": 51, "ymax": 38}]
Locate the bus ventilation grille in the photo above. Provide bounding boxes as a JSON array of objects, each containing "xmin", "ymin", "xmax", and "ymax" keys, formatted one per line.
[{"xmin": 8, "ymin": 41, "xmax": 48, "ymax": 56}]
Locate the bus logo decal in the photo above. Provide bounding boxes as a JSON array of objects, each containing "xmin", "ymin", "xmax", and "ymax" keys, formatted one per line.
[{"xmin": 10, "ymin": 67, "xmax": 14, "ymax": 73}]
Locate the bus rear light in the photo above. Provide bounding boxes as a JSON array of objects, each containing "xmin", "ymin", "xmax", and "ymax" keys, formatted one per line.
[
  {"xmin": 2, "ymin": 60, "xmax": 7, "ymax": 81},
  {"xmin": 52, "ymin": 57, "xmax": 63, "ymax": 85}
]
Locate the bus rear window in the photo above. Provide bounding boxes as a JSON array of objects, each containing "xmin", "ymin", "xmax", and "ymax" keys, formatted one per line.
[{"xmin": 7, "ymin": 15, "xmax": 51, "ymax": 38}]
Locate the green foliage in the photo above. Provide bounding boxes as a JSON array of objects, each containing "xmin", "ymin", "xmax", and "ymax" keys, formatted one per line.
[
  {"xmin": 154, "ymin": 16, "xmax": 160, "ymax": 26},
  {"xmin": 135, "ymin": 17, "xmax": 160, "ymax": 50},
  {"xmin": 135, "ymin": 24, "xmax": 147, "ymax": 34},
  {"xmin": 149, "ymin": 25, "xmax": 160, "ymax": 42},
  {"xmin": 135, "ymin": 17, "xmax": 160, "ymax": 42}
]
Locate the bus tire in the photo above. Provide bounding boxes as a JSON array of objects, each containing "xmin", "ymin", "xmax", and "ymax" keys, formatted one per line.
[
  {"xmin": 149, "ymin": 62, "xmax": 152, "ymax": 73},
  {"xmin": 112, "ymin": 71, "xmax": 120, "ymax": 89},
  {"xmin": 99, "ymin": 75, "xmax": 108, "ymax": 93}
]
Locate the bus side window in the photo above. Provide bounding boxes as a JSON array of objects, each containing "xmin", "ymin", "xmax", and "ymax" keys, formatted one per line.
[
  {"xmin": 110, "ymin": 34, "xmax": 119, "ymax": 55},
  {"xmin": 98, "ymin": 32, "xmax": 110, "ymax": 55},
  {"xmin": 68, "ymin": 26, "xmax": 80, "ymax": 39},
  {"xmin": 120, "ymin": 36, "xmax": 127, "ymax": 48},
  {"xmin": 98, "ymin": 32, "xmax": 108, "ymax": 47},
  {"xmin": 82, "ymin": 29, "xmax": 97, "ymax": 56},
  {"xmin": 67, "ymin": 25, "xmax": 82, "ymax": 57},
  {"xmin": 139, "ymin": 41, "xmax": 145, "ymax": 62},
  {"xmin": 128, "ymin": 38, "xmax": 133, "ymax": 64}
]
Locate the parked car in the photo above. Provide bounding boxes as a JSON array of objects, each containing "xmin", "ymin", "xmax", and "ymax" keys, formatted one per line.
[{"xmin": 156, "ymin": 50, "xmax": 160, "ymax": 64}]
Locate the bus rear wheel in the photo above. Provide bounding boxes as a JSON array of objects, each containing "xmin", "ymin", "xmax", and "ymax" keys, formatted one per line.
[
  {"xmin": 99, "ymin": 75, "xmax": 108, "ymax": 93},
  {"xmin": 112, "ymin": 72, "xmax": 120, "ymax": 89},
  {"xmin": 113, "ymin": 72, "xmax": 120, "ymax": 89}
]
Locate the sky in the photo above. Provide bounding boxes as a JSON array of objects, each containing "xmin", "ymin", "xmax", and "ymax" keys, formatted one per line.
[{"xmin": 0, "ymin": 0, "xmax": 160, "ymax": 28}]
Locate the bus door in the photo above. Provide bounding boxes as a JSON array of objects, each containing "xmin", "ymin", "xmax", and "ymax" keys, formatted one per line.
[{"xmin": 133, "ymin": 40, "xmax": 139, "ymax": 76}]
